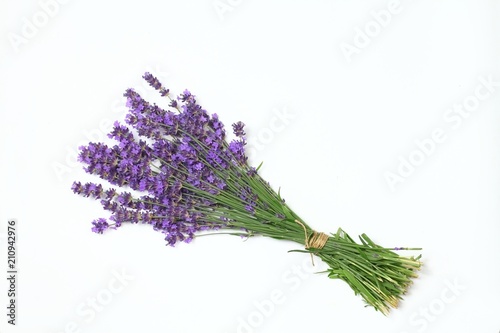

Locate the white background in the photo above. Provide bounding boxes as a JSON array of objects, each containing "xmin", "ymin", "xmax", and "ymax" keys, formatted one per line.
[{"xmin": 1, "ymin": 0, "xmax": 499, "ymax": 332}]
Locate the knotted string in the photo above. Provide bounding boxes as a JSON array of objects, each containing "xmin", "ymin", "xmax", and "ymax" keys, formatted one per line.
[{"xmin": 294, "ymin": 219, "xmax": 329, "ymax": 266}]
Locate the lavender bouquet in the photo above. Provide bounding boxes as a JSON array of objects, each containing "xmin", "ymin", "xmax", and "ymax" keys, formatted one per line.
[{"xmin": 72, "ymin": 73, "xmax": 422, "ymax": 315}]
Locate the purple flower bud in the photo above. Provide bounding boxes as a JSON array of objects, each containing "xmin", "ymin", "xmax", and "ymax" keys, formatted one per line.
[
  {"xmin": 91, "ymin": 218, "xmax": 109, "ymax": 234},
  {"xmin": 232, "ymin": 121, "xmax": 245, "ymax": 137},
  {"xmin": 143, "ymin": 72, "xmax": 163, "ymax": 92}
]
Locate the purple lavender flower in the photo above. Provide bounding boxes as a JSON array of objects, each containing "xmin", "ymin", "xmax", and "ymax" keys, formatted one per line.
[
  {"xmin": 73, "ymin": 72, "xmax": 261, "ymax": 246},
  {"xmin": 91, "ymin": 218, "xmax": 109, "ymax": 234},
  {"xmin": 179, "ymin": 89, "xmax": 192, "ymax": 102},
  {"xmin": 232, "ymin": 121, "xmax": 245, "ymax": 137},
  {"xmin": 247, "ymin": 167, "xmax": 257, "ymax": 177},
  {"xmin": 72, "ymin": 73, "xmax": 423, "ymax": 314},
  {"xmin": 143, "ymin": 72, "xmax": 169, "ymax": 96},
  {"xmin": 245, "ymin": 204, "xmax": 255, "ymax": 215},
  {"xmin": 229, "ymin": 139, "xmax": 247, "ymax": 164},
  {"xmin": 71, "ymin": 181, "xmax": 83, "ymax": 194}
]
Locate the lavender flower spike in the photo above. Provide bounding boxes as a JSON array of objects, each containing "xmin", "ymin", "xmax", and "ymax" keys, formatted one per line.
[{"xmin": 72, "ymin": 73, "xmax": 422, "ymax": 316}]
